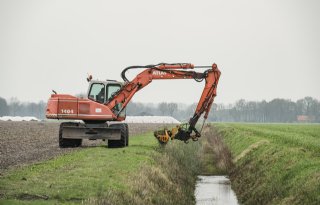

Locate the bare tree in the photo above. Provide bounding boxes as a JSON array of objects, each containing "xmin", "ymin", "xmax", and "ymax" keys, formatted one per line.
[
  {"xmin": 0, "ymin": 97, "xmax": 9, "ymax": 116},
  {"xmin": 158, "ymin": 102, "xmax": 168, "ymax": 116}
]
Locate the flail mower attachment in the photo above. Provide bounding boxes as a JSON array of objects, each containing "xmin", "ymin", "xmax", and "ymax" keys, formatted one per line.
[{"xmin": 153, "ymin": 123, "xmax": 201, "ymax": 144}]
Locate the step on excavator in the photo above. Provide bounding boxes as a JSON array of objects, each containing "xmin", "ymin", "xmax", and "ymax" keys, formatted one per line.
[{"xmin": 46, "ymin": 63, "xmax": 221, "ymax": 148}]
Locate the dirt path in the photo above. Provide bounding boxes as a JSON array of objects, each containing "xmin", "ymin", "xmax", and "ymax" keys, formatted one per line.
[{"xmin": 0, "ymin": 121, "xmax": 171, "ymax": 173}]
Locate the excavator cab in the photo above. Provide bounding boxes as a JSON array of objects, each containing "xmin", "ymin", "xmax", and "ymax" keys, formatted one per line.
[
  {"xmin": 87, "ymin": 80, "xmax": 125, "ymax": 117},
  {"xmin": 88, "ymin": 83, "xmax": 105, "ymax": 103}
]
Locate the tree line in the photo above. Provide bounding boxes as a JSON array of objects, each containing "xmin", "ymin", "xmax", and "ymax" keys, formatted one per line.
[
  {"xmin": 1, "ymin": 96, "xmax": 319, "ymax": 123},
  {"xmin": 209, "ymin": 97, "xmax": 320, "ymax": 123},
  {"xmin": 126, "ymin": 97, "xmax": 320, "ymax": 123},
  {"xmin": 0, "ymin": 97, "xmax": 46, "ymax": 119}
]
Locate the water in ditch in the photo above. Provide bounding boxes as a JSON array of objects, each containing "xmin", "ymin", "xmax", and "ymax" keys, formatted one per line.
[{"xmin": 195, "ymin": 175, "xmax": 239, "ymax": 205}]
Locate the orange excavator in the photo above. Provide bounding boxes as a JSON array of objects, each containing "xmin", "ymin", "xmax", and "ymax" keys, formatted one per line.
[{"xmin": 46, "ymin": 63, "xmax": 221, "ymax": 148}]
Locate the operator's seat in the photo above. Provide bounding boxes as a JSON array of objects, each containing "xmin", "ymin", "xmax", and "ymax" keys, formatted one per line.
[{"xmin": 97, "ymin": 87, "xmax": 105, "ymax": 103}]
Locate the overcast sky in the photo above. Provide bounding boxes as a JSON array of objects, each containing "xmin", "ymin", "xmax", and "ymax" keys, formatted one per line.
[{"xmin": 0, "ymin": 0, "xmax": 319, "ymax": 104}]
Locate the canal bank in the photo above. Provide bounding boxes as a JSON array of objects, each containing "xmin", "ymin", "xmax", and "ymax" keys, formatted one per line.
[
  {"xmin": 194, "ymin": 124, "xmax": 239, "ymax": 205},
  {"xmin": 99, "ymin": 124, "xmax": 237, "ymax": 205},
  {"xmin": 214, "ymin": 123, "xmax": 320, "ymax": 205}
]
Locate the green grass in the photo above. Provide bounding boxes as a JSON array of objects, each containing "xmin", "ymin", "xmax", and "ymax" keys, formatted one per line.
[
  {"xmin": 214, "ymin": 123, "xmax": 320, "ymax": 205},
  {"xmin": 0, "ymin": 130, "xmax": 205, "ymax": 205},
  {"xmin": 0, "ymin": 133, "xmax": 157, "ymax": 204},
  {"xmin": 108, "ymin": 140, "xmax": 202, "ymax": 205}
]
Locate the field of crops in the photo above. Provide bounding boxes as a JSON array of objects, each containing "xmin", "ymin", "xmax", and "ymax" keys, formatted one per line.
[{"xmin": 215, "ymin": 123, "xmax": 320, "ymax": 205}]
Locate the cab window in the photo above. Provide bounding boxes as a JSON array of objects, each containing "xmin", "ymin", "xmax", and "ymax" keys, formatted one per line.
[
  {"xmin": 107, "ymin": 84, "xmax": 121, "ymax": 100},
  {"xmin": 88, "ymin": 83, "xmax": 105, "ymax": 103}
]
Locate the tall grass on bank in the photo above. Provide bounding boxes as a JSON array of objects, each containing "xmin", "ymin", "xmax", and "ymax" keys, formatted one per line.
[
  {"xmin": 92, "ymin": 124, "xmax": 235, "ymax": 205},
  {"xmin": 89, "ymin": 140, "xmax": 203, "ymax": 205},
  {"xmin": 200, "ymin": 125, "xmax": 233, "ymax": 175},
  {"xmin": 215, "ymin": 123, "xmax": 320, "ymax": 205}
]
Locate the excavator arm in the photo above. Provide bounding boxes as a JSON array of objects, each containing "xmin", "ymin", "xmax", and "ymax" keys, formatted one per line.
[{"xmin": 106, "ymin": 63, "xmax": 221, "ymax": 143}]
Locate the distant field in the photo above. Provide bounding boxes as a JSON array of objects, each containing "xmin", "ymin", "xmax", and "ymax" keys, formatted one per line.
[{"xmin": 215, "ymin": 123, "xmax": 320, "ymax": 205}]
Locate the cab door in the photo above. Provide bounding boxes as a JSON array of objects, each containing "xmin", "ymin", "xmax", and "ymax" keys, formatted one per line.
[
  {"xmin": 106, "ymin": 83, "xmax": 126, "ymax": 117},
  {"xmin": 88, "ymin": 83, "xmax": 105, "ymax": 103}
]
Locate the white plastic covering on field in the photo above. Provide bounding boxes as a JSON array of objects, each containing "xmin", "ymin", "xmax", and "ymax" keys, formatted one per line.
[
  {"xmin": 0, "ymin": 115, "xmax": 179, "ymax": 123},
  {"xmin": 0, "ymin": 116, "xmax": 40, "ymax": 121},
  {"xmin": 124, "ymin": 116, "xmax": 180, "ymax": 124}
]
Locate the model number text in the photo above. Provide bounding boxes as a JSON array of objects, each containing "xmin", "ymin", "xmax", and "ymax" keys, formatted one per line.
[{"xmin": 61, "ymin": 109, "xmax": 74, "ymax": 114}]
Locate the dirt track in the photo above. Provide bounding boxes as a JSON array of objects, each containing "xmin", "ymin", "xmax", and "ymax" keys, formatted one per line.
[{"xmin": 0, "ymin": 121, "xmax": 171, "ymax": 172}]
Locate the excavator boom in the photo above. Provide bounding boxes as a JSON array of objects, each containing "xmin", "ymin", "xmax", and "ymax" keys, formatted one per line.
[{"xmin": 106, "ymin": 63, "xmax": 221, "ymax": 143}]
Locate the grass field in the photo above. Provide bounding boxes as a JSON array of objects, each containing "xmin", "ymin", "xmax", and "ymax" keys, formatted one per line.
[
  {"xmin": 0, "ymin": 130, "xmax": 204, "ymax": 205},
  {"xmin": 0, "ymin": 132, "xmax": 157, "ymax": 204},
  {"xmin": 214, "ymin": 123, "xmax": 320, "ymax": 205}
]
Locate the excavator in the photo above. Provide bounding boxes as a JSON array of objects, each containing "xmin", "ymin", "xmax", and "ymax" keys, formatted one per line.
[{"xmin": 46, "ymin": 63, "xmax": 221, "ymax": 148}]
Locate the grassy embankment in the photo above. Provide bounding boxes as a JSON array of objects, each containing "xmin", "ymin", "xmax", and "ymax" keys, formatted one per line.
[
  {"xmin": 214, "ymin": 123, "xmax": 320, "ymax": 205},
  {"xmin": 1, "ymin": 127, "xmax": 219, "ymax": 205}
]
